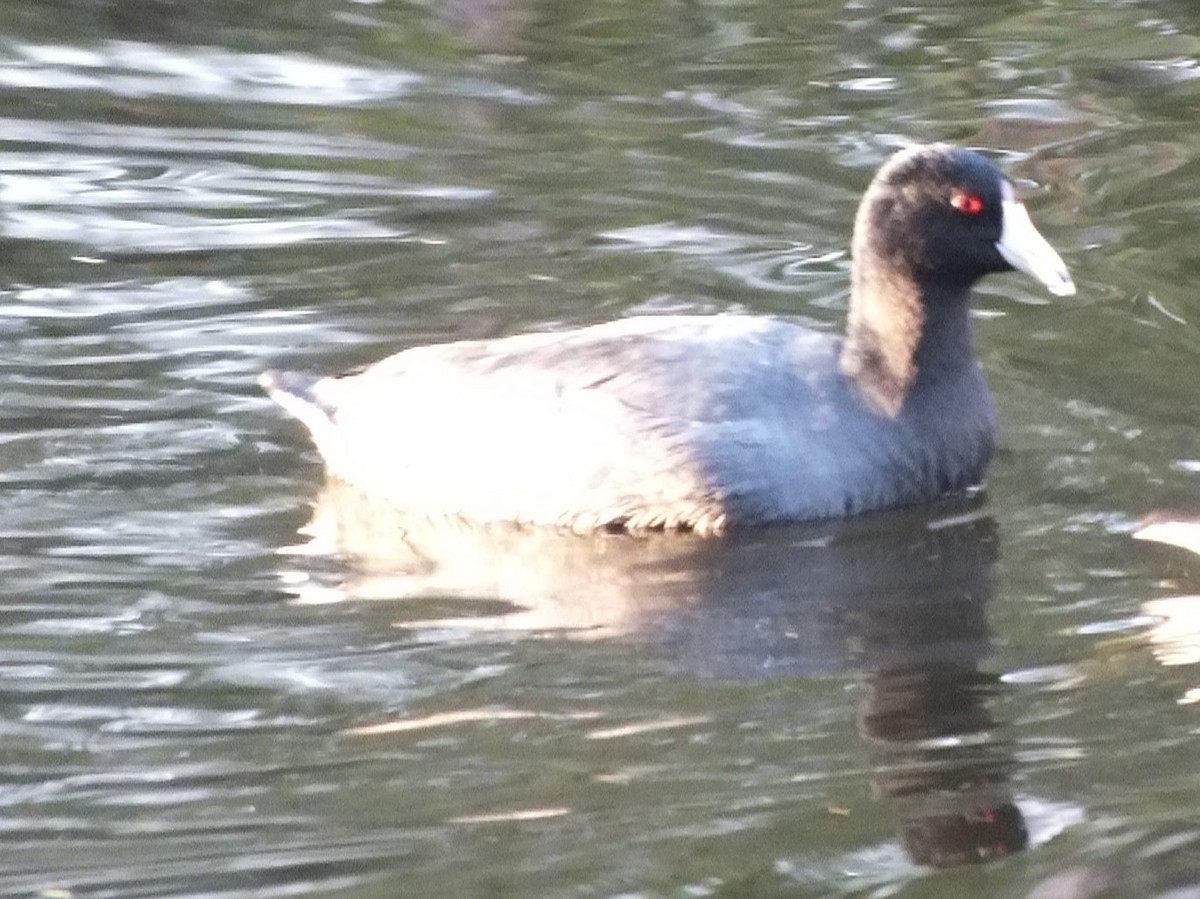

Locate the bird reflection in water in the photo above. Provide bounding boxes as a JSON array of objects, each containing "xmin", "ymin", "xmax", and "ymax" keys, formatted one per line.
[
  {"xmin": 851, "ymin": 580, "xmax": 1026, "ymax": 866},
  {"xmin": 276, "ymin": 480, "xmax": 1027, "ymax": 867}
]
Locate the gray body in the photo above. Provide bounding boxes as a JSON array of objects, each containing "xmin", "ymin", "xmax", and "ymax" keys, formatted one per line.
[{"xmin": 264, "ymin": 312, "xmax": 994, "ymax": 533}]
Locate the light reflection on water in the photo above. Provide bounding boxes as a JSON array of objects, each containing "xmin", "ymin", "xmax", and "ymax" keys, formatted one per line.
[
  {"xmin": 3, "ymin": 0, "xmax": 1200, "ymax": 895},
  {"xmin": 0, "ymin": 39, "xmax": 426, "ymax": 105},
  {"xmin": 278, "ymin": 483, "xmax": 1073, "ymax": 868}
]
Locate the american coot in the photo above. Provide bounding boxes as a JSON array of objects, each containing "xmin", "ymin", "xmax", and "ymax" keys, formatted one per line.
[{"xmin": 262, "ymin": 143, "xmax": 1074, "ymax": 534}]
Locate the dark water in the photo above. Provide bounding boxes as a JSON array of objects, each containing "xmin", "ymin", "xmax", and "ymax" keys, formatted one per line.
[{"xmin": 4, "ymin": 0, "xmax": 1200, "ymax": 896}]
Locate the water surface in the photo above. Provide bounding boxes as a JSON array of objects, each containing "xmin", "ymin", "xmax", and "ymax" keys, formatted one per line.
[{"xmin": 4, "ymin": 1, "xmax": 1200, "ymax": 896}]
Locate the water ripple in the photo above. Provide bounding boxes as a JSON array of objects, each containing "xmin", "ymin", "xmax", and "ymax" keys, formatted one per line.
[
  {"xmin": 600, "ymin": 223, "xmax": 846, "ymax": 296},
  {"xmin": 0, "ymin": 115, "xmax": 413, "ymax": 160},
  {"xmin": 0, "ymin": 40, "xmax": 424, "ymax": 105},
  {"xmin": 3, "ymin": 207, "xmax": 402, "ymax": 252}
]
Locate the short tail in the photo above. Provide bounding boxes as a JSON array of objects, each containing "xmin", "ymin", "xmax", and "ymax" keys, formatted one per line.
[{"xmin": 259, "ymin": 369, "xmax": 337, "ymax": 445}]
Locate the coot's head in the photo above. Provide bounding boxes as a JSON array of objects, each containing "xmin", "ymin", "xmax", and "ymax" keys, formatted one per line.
[
  {"xmin": 853, "ymin": 143, "xmax": 1075, "ymax": 297},
  {"xmin": 843, "ymin": 143, "xmax": 1075, "ymax": 417}
]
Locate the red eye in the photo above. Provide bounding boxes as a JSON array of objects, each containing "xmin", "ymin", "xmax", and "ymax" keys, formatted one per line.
[{"xmin": 951, "ymin": 193, "xmax": 985, "ymax": 215}]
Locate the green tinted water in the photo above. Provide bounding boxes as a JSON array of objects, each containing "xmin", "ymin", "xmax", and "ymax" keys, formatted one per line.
[{"xmin": 3, "ymin": 1, "xmax": 1200, "ymax": 895}]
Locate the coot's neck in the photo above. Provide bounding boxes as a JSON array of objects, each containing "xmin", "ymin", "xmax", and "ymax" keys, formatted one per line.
[
  {"xmin": 912, "ymin": 286, "xmax": 976, "ymax": 378},
  {"xmin": 840, "ymin": 267, "xmax": 977, "ymax": 417}
]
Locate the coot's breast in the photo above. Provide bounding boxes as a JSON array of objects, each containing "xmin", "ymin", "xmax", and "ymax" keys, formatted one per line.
[{"xmin": 688, "ymin": 332, "xmax": 996, "ymax": 523}]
